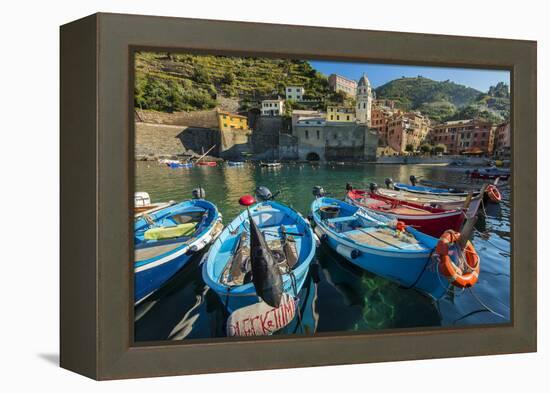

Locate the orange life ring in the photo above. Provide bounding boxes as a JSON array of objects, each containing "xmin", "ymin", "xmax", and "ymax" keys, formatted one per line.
[
  {"xmin": 486, "ymin": 184, "xmax": 502, "ymax": 203},
  {"xmin": 436, "ymin": 230, "xmax": 480, "ymax": 288}
]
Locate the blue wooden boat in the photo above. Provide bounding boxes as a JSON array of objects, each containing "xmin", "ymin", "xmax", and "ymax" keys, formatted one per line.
[
  {"xmin": 202, "ymin": 197, "xmax": 316, "ymax": 313},
  {"xmin": 134, "ymin": 197, "xmax": 222, "ymax": 304},
  {"xmin": 167, "ymin": 162, "xmax": 193, "ymax": 168},
  {"xmin": 393, "ymin": 182, "xmax": 476, "ymax": 197},
  {"xmin": 311, "ymin": 196, "xmax": 459, "ymax": 300}
]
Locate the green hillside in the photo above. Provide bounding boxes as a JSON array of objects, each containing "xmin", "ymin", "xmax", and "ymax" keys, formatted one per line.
[
  {"xmin": 374, "ymin": 76, "xmax": 510, "ymax": 123},
  {"xmin": 134, "ymin": 52, "xmax": 332, "ymax": 112}
]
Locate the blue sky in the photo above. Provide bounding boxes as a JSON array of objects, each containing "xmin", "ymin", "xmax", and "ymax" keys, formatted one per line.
[{"xmin": 309, "ymin": 60, "xmax": 510, "ymax": 93}]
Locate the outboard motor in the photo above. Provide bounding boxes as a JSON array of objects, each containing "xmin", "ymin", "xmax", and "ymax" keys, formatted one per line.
[
  {"xmin": 345, "ymin": 183, "xmax": 353, "ymax": 191},
  {"xmin": 255, "ymin": 186, "xmax": 273, "ymax": 202},
  {"xmin": 192, "ymin": 187, "xmax": 205, "ymax": 199},
  {"xmin": 409, "ymin": 175, "xmax": 418, "ymax": 186},
  {"xmin": 384, "ymin": 178, "xmax": 393, "ymax": 189},
  {"xmin": 312, "ymin": 186, "xmax": 326, "ymax": 198},
  {"xmin": 369, "ymin": 183, "xmax": 378, "ymax": 193}
]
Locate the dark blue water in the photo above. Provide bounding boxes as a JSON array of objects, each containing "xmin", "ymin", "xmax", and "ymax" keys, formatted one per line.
[{"xmin": 134, "ymin": 162, "xmax": 510, "ymax": 341}]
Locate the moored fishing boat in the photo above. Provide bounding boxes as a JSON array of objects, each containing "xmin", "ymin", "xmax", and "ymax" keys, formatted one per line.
[
  {"xmin": 167, "ymin": 161, "xmax": 193, "ymax": 168},
  {"xmin": 311, "ymin": 189, "xmax": 482, "ymax": 300},
  {"xmin": 392, "ymin": 176, "xmax": 479, "ymax": 197},
  {"xmin": 376, "ymin": 179, "xmax": 471, "ymax": 210},
  {"xmin": 202, "ymin": 187, "xmax": 316, "ymax": 319},
  {"xmin": 196, "ymin": 161, "xmax": 217, "ymax": 167},
  {"xmin": 227, "ymin": 161, "xmax": 245, "ymax": 167},
  {"xmin": 134, "ymin": 189, "xmax": 223, "ymax": 304},
  {"xmin": 345, "ymin": 184, "xmax": 465, "ymax": 237},
  {"xmin": 260, "ymin": 161, "xmax": 281, "ymax": 168}
]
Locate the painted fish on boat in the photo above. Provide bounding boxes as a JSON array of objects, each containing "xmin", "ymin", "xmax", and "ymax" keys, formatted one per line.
[{"xmin": 201, "ymin": 187, "xmax": 316, "ymax": 317}]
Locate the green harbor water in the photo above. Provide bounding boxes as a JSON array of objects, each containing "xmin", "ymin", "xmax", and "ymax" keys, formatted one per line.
[{"xmin": 134, "ymin": 161, "xmax": 511, "ymax": 341}]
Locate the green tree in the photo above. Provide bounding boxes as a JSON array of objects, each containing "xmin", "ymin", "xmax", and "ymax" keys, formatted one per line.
[
  {"xmin": 405, "ymin": 144, "xmax": 415, "ymax": 153},
  {"xmin": 433, "ymin": 144, "xmax": 446, "ymax": 154},
  {"xmin": 419, "ymin": 143, "xmax": 433, "ymax": 154}
]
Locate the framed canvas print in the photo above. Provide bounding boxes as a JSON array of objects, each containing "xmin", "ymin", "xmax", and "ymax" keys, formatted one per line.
[{"xmin": 60, "ymin": 13, "xmax": 537, "ymax": 380}]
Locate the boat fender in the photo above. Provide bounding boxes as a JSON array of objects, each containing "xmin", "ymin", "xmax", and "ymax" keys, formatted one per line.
[
  {"xmin": 335, "ymin": 244, "xmax": 361, "ymax": 260},
  {"xmin": 486, "ymin": 184, "xmax": 502, "ymax": 203},
  {"xmin": 436, "ymin": 230, "xmax": 480, "ymax": 288}
]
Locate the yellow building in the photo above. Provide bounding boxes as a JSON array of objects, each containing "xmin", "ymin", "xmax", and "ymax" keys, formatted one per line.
[
  {"xmin": 326, "ymin": 106, "xmax": 356, "ymax": 123},
  {"xmin": 217, "ymin": 111, "xmax": 249, "ymax": 131}
]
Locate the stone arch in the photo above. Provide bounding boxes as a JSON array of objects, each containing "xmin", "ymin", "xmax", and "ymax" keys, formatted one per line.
[{"xmin": 306, "ymin": 152, "xmax": 321, "ymax": 161}]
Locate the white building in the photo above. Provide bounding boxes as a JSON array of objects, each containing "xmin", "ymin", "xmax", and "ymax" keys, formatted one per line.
[
  {"xmin": 356, "ymin": 74, "xmax": 373, "ymax": 125},
  {"xmin": 261, "ymin": 99, "xmax": 285, "ymax": 116},
  {"xmin": 286, "ymin": 86, "xmax": 305, "ymax": 101}
]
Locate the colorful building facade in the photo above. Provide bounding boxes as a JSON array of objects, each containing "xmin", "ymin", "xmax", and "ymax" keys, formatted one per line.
[
  {"xmin": 326, "ymin": 106, "xmax": 356, "ymax": 123},
  {"xmin": 328, "ymin": 74, "xmax": 358, "ymax": 96},
  {"xmin": 217, "ymin": 111, "xmax": 249, "ymax": 132}
]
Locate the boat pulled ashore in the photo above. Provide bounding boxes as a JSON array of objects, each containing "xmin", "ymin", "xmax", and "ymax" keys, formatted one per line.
[
  {"xmin": 311, "ymin": 188, "xmax": 481, "ymax": 300},
  {"xmin": 345, "ymin": 184, "xmax": 465, "ymax": 237},
  {"xmin": 134, "ymin": 188, "xmax": 223, "ymax": 304},
  {"xmin": 202, "ymin": 187, "xmax": 316, "ymax": 322}
]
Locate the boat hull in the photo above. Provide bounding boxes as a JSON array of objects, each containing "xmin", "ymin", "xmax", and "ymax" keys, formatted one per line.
[{"xmin": 135, "ymin": 253, "xmax": 192, "ymax": 303}]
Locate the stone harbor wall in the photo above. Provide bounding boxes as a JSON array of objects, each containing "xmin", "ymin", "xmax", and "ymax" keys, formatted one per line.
[
  {"xmin": 135, "ymin": 122, "xmax": 219, "ymax": 160},
  {"xmin": 135, "ymin": 122, "xmax": 252, "ymax": 160}
]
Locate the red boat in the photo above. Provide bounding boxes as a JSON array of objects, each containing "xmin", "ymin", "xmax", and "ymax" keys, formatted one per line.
[
  {"xmin": 345, "ymin": 188, "xmax": 465, "ymax": 237},
  {"xmin": 196, "ymin": 161, "xmax": 217, "ymax": 167}
]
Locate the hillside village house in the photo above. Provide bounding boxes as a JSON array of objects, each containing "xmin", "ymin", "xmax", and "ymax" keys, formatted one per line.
[
  {"xmin": 494, "ymin": 121, "xmax": 511, "ymax": 158},
  {"xmin": 328, "ymin": 74, "xmax": 358, "ymax": 96},
  {"xmin": 386, "ymin": 112, "xmax": 431, "ymax": 153},
  {"xmin": 327, "ymin": 106, "xmax": 356, "ymax": 123},
  {"xmin": 429, "ymin": 119, "xmax": 495, "ymax": 155},
  {"xmin": 217, "ymin": 111, "xmax": 249, "ymax": 131},
  {"xmin": 371, "ymin": 101, "xmax": 402, "ymax": 147},
  {"xmin": 285, "ymin": 86, "xmax": 305, "ymax": 101},
  {"xmin": 261, "ymin": 99, "xmax": 285, "ymax": 116}
]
